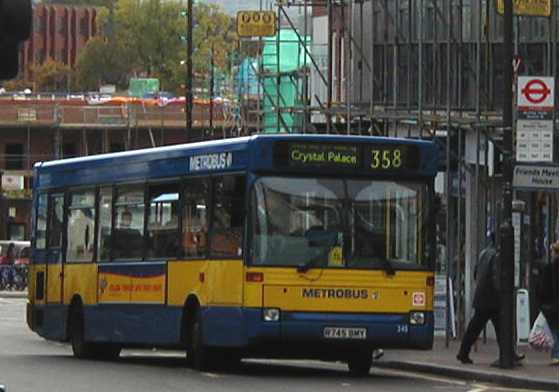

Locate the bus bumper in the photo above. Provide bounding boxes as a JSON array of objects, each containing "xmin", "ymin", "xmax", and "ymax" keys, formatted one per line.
[{"xmin": 203, "ymin": 307, "xmax": 434, "ymax": 352}]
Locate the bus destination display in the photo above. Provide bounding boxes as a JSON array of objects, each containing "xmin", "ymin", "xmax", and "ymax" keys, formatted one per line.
[
  {"xmin": 277, "ymin": 142, "xmax": 420, "ymax": 171},
  {"xmin": 287, "ymin": 143, "xmax": 359, "ymax": 168}
]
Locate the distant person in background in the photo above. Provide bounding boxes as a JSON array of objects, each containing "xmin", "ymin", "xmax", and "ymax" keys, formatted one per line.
[
  {"xmin": 457, "ymin": 233, "xmax": 524, "ymax": 365},
  {"xmin": 536, "ymin": 240, "xmax": 559, "ymax": 365},
  {"xmin": 5, "ymin": 243, "xmax": 15, "ymax": 265},
  {"xmin": 0, "ymin": 243, "xmax": 16, "ymax": 289}
]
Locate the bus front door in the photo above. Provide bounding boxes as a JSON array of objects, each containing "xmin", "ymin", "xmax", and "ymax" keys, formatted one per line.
[{"xmin": 46, "ymin": 193, "xmax": 64, "ymax": 304}]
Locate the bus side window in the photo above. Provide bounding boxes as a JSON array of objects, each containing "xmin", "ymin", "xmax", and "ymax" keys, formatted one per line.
[
  {"xmin": 182, "ymin": 178, "xmax": 209, "ymax": 257},
  {"xmin": 147, "ymin": 183, "xmax": 180, "ymax": 259},
  {"xmin": 35, "ymin": 194, "xmax": 48, "ymax": 249},
  {"xmin": 97, "ymin": 187, "xmax": 112, "ymax": 261},
  {"xmin": 66, "ymin": 190, "xmax": 95, "ymax": 263},
  {"xmin": 47, "ymin": 194, "xmax": 65, "ymax": 249},
  {"xmin": 113, "ymin": 185, "xmax": 145, "ymax": 260},
  {"xmin": 210, "ymin": 176, "xmax": 245, "ymax": 258}
]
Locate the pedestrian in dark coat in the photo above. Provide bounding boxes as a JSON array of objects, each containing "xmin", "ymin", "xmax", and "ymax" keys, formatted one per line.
[
  {"xmin": 536, "ymin": 241, "xmax": 559, "ymax": 365},
  {"xmin": 457, "ymin": 233, "xmax": 524, "ymax": 365}
]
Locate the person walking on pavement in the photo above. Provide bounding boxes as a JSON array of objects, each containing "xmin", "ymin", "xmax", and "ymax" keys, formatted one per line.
[
  {"xmin": 456, "ymin": 233, "xmax": 524, "ymax": 365},
  {"xmin": 536, "ymin": 240, "xmax": 559, "ymax": 365}
]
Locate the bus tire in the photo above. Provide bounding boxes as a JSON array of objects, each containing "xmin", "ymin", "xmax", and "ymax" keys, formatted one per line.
[
  {"xmin": 70, "ymin": 304, "xmax": 95, "ymax": 359},
  {"xmin": 188, "ymin": 308, "xmax": 211, "ymax": 370},
  {"xmin": 347, "ymin": 350, "xmax": 372, "ymax": 377},
  {"xmin": 94, "ymin": 343, "xmax": 121, "ymax": 360}
]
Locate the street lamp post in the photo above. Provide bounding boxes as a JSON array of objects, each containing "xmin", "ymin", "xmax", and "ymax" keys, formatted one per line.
[
  {"xmin": 185, "ymin": 0, "xmax": 193, "ymax": 142},
  {"xmin": 209, "ymin": 44, "xmax": 214, "ymax": 135},
  {"xmin": 499, "ymin": 0, "xmax": 515, "ymax": 370}
]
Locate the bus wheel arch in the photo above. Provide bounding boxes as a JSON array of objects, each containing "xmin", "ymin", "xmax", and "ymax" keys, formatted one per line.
[
  {"xmin": 182, "ymin": 295, "xmax": 212, "ymax": 370},
  {"xmin": 66, "ymin": 295, "xmax": 83, "ymax": 341},
  {"xmin": 68, "ymin": 295, "xmax": 93, "ymax": 359}
]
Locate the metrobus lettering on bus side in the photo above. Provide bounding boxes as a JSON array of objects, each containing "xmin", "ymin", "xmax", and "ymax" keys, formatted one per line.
[
  {"xmin": 302, "ymin": 288, "xmax": 369, "ymax": 300},
  {"xmin": 189, "ymin": 152, "xmax": 233, "ymax": 171}
]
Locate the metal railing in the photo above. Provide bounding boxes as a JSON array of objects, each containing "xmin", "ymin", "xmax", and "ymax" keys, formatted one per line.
[{"xmin": 0, "ymin": 100, "xmax": 228, "ymax": 129}]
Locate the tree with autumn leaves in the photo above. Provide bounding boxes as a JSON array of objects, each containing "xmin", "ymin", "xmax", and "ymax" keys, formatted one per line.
[{"xmin": 74, "ymin": 0, "xmax": 237, "ymax": 94}]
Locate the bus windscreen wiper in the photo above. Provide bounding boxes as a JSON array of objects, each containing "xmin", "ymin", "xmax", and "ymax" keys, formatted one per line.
[{"xmin": 297, "ymin": 254, "xmax": 322, "ymax": 273}]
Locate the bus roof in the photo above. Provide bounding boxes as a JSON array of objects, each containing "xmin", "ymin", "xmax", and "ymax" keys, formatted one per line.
[{"xmin": 34, "ymin": 134, "xmax": 439, "ymax": 190}]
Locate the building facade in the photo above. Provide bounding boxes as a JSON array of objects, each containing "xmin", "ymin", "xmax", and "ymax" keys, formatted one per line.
[{"xmin": 20, "ymin": 4, "xmax": 98, "ymax": 80}]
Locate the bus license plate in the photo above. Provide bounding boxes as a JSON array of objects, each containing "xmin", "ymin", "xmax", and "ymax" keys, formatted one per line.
[{"xmin": 323, "ymin": 327, "xmax": 367, "ymax": 340}]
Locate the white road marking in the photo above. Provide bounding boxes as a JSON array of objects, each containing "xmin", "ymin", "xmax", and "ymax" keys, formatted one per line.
[
  {"xmin": 378, "ymin": 368, "xmax": 468, "ymax": 387},
  {"xmin": 201, "ymin": 372, "xmax": 220, "ymax": 378},
  {"xmin": 467, "ymin": 388, "xmax": 486, "ymax": 392},
  {"xmin": 471, "ymin": 383, "xmax": 548, "ymax": 392}
]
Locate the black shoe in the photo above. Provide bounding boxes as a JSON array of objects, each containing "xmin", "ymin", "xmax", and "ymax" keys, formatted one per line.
[
  {"xmin": 456, "ymin": 353, "xmax": 473, "ymax": 364},
  {"xmin": 491, "ymin": 358, "xmax": 523, "ymax": 368},
  {"xmin": 514, "ymin": 353, "xmax": 525, "ymax": 362}
]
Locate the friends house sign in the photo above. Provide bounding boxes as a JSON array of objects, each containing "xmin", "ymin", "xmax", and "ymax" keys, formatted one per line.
[{"xmin": 513, "ymin": 165, "xmax": 559, "ymax": 191}]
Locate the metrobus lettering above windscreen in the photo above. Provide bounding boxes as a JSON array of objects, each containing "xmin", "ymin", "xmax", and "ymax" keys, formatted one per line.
[{"xmin": 275, "ymin": 142, "xmax": 420, "ymax": 171}]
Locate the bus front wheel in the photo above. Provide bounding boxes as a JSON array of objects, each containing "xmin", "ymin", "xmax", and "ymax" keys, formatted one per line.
[{"xmin": 347, "ymin": 350, "xmax": 373, "ymax": 377}]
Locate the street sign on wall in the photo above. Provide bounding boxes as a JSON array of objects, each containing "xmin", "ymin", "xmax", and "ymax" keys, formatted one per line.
[
  {"xmin": 513, "ymin": 165, "xmax": 559, "ymax": 190},
  {"xmin": 237, "ymin": 11, "xmax": 277, "ymax": 37},
  {"xmin": 496, "ymin": 0, "xmax": 552, "ymax": 17}
]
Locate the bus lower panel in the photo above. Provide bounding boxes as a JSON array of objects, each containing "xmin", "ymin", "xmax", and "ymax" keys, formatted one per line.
[
  {"xmin": 29, "ymin": 304, "xmax": 68, "ymax": 342},
  {"xmin": 85, "ymin": 305, "xmax": 182, "ymax": 345}
]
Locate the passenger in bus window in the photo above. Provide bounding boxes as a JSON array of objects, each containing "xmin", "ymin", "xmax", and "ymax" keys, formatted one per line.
[{"xmin": 113, "ymin": 210, "xmax": 143, "ymax": 259}]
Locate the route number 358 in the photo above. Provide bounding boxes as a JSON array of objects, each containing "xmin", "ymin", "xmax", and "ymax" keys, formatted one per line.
[{"xmin": 371, "ymin": 149, "xmax": 402, "ymax": 169}]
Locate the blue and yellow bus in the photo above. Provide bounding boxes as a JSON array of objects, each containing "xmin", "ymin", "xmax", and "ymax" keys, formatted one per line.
[{"xmin": 27, "ymin": 134, "xmax": 438, "ymax": 375}]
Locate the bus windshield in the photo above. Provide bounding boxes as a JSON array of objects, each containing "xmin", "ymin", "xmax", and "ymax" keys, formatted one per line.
[{"xmin": 250, "ymin": 176, "xmax": 431, "ymax": 271}]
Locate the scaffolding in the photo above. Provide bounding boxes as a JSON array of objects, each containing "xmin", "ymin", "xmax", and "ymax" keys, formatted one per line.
[{"xmin": 234, "ymin": 0, "xmax": 559, "ymax": 343}]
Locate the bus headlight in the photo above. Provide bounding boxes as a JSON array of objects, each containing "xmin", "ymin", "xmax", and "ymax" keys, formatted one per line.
[
  {"xmin": 263, "ymin": 308, "xmax": 280, "ymax": 322},
  {"xmin": 409, "ymin": 312, "xmax": 425, "ymax": 325}
]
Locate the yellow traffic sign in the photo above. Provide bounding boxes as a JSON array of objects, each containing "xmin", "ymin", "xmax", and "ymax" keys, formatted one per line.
[
  {"xmin": 237, "ymin": 11, "xmax": 277, "ymax": 37},
  {"xmin": 496, "ymin": 0, "xmax": 552, "ymax": 17}
]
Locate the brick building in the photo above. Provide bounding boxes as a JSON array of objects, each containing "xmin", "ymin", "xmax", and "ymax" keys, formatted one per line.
[
  {"xmin": 19, "ymin": 3, "xmax": 98, "ymax": 80},
  {"xmin": 0, "ymin": 97, "xmax": 230, "ymax": 241}
]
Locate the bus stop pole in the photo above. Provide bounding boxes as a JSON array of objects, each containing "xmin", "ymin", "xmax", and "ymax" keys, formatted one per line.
[{"xmin": 498, "ymin": 0, "xmax": 515, "ymax": 370}]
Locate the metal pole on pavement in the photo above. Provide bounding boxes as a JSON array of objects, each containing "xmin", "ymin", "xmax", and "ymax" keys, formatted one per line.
[
  {"xmin": 498, "ymin": 0, "xmax": 515, "ymax": 370},
  {"xmin": 209, "ymin": 44, "xmax": 214, "ymax": 135},
  {"xmin": 185, "ymin": 0, "xmax": 193, "ymax": 142}
]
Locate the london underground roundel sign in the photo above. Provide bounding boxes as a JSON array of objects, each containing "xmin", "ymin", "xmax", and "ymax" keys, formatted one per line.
[{"xmin": 517, "ymin": 76, "xmax": 555, "ymax": 110}]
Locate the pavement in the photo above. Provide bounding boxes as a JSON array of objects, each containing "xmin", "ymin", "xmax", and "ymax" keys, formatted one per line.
[
  {"xmin": 2, "ymin": 290, "xmax": 557, "ymax": 390},
  {"xmin": 375, "ymin": 336, "xmax": 559, "ymax": 391},
  {"xmin": 0, "ymin": 290, "xmax": 27, "ymax": 299}
]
